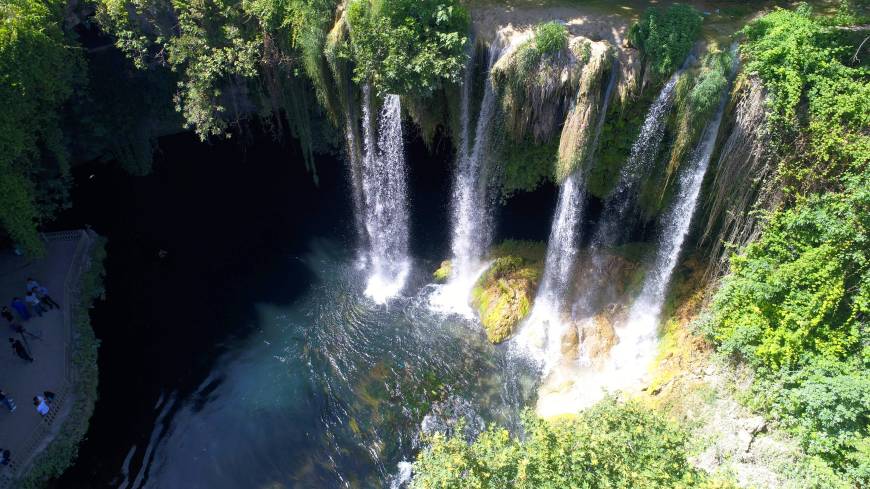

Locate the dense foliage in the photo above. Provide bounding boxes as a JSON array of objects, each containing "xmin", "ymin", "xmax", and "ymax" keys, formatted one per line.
[
  {"xmin": 343, "ymin": 0, "xmax": 469, "ymax": 97},
  {"xmin": 95, "ymin": 0, "xmax": 338, "ymax": 157},
  {"xmin": 412, "ymin": 397, "xmax": 705, "ymax": 488},
  {"xmin": 739, "ymin": 5, "xmax": 869, "ymax": 192},
  {"xmin": 0, "ymin": 0, "xmax": 82, "ymax": 254},
  {"xmin": 708, "ymin": 183, "xmax": 868, "ymax": 479},
  {"xmin": 707, "ymin": 5, "xmax": 869, "ymax": 484},
  {"xmin": 629, "ymin": 4, "xmax": 702, "ymax": 78}
]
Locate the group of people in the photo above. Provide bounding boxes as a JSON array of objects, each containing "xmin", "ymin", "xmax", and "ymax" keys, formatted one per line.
[
  {"xmin": 0, "ymin": 277, "xmax": 63, "ymax": 466},
  {"xmin": 2, "ymin": 277, "xmax": 56, "ymax": 363}
]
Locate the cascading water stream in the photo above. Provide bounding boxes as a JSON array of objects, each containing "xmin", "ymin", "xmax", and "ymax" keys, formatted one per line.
[
  {"xmin": 572, "ymin": 70, "xmax": 683, "ymax": 320},
  {"xmin": 607, "ymin": 79, "xmax": 732, "ymax": 385},
  {"xmin": 513, "ymin": 58, "xmax": 618, "ymax": 371},
  {"xmin": 591, "ymin": 70, "xmax": 682, "ymax": 251},
  {"xmin": 430, "ymin": 41, "xmax": 504, "ymax": 315},
  {"xmin": 450, "ymin": 43, "xmax": 502, "ymax": 282},
  {"xmin": 360, "ymin": 88, "xmax": 411, "ymax": 303}
]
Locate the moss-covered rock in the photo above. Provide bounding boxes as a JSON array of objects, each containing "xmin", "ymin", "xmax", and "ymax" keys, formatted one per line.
[
  {"xmin": 433, "ymin": 260, "xmax": 452, "ymax": 283},
  {"xmin": 492, "ymin": 27, "xmax": 590, "ymax": 143},
  {"xmin": 471, "ymin": 241, "xmax": 545, "ymax": 344},
  {"xmin": 556, "ymin": 40, "xmax": 614, "ymax": 182}
]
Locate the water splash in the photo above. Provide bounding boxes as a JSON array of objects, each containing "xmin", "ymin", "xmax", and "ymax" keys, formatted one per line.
[
  {"xmin": 608, "ymin": 79, "xmax": 732, "ymax": 388},
  {"xmin": 360, "ymin": 89, "xmax": 411, "ymax": 303}
]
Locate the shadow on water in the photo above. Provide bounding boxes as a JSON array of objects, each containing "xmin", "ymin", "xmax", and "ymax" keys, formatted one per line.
[
  {"xmin": 47, "ymin": 121, "xmax": 548, "ymax": 488},
  {"xmin": 49, "ymin": 127, "xmax": 354, "ymax": 487}
]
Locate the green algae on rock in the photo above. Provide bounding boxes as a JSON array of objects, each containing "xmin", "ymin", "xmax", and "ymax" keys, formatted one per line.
[
  {"xmin": 433, "ymin": 260, "xmax": 452, "ymax": 283},
  {"xmin": 471, "ymin": 241, "xmax": 545, "ymax": 344}
]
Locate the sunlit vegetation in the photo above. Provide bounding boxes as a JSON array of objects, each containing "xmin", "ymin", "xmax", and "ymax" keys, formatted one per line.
[
  {"xmin": 342, "ymin": 0, "xmax": 470, "ymax": 98},
  {"xmin": 471, "ymin": 241, "xmax": 544, "ymax": 344},
  {"xmin": 412, "ymin": 397, "xmax": 707, "ymax": 488},
  {"xmin": 706, "ymin": 5, "xmax": 869, "ymax": 484},
  {"xmin": 629, "ymin": 4, "xmax": 702, "ymax": 78}
]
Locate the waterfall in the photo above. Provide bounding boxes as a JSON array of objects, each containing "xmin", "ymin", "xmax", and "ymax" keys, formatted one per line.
[
  {"xmin": 359, "ymin": 88, "xmax": 411, "ymax": 303},
  {"xmin": 430, "ymin": 42, "xmax": 505, "ymax": 315},
  {"xmin": 449, "ymin": 43, "xmax": 502, "ymax": 283},
  {"xmin": 607, "ymin": 86, "xmax": 731, "ymax": 384},
  {"xmin": 573, "ymin": 71, "xmax": 682, "ymax": 317},
  {"xmin": 538, "ymin": 171, "xmax": 587, "ymax": 305},
  {"xmin": 512, "ymin": 55, "xmax": 618, "ymax": 371},
  {"xmin": 591, "ymin": 71, "xmax": 681, "ymax": 250}
]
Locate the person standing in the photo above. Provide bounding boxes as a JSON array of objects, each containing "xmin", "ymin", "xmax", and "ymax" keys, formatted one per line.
[
  {"xmin": 0, "ymin": 390, "xmax": 16, "ymax": 413},
  {"xmin": 34, "ymin": 286, "xmax": 59, "ymax": 310},
  {"xmin": 33, "ymin": 396, "xmax": 49, "ymax": 416},
  {"xmin": 24, "ymin": 292, "xmax": 46, "ymax": 317},
  {"xmin": 9, "ymin": 338, "xmax": 33, "ymax": 363},
  {"xmin": 10, "ymin": 298, "xmax": 29, "ymax": 322},
  {"xmin": 1, "ymin": 306, "xmax": 14, "ymax": 325}
]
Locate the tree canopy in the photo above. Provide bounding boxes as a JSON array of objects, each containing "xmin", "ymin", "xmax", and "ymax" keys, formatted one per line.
[{"xmin": 0, "ymin": 0, "xmax": 82, "ymax": 254}]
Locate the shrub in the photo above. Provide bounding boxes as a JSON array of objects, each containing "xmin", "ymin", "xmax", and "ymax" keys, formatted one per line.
[
  {"xmin": 629, "ymin": 4, "xmax": 703, "ymax": 77},
  {"xmin": 739, "ymin": 6, "xmax": 870, "ymax": 192},
  {"xmin": 411, "ymin": 397, "xmax": 705, "ymax": 488},
  {"xmin": 706, "ymin": 181, "xmax": 869, "ymax": 479},
  {"xmin": 533, "ymin": 21, "xmax": 567, "ymax": 55}
]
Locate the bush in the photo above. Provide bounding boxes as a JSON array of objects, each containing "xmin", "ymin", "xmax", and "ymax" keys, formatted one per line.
[
  {"xmin": 411, "ymin": 397, "xmax": 705, "ymax": 488},
  {"xmin": 533, "ymin": 21, "xmax": 567, "ymax": 55},
  {"xmin": 706, "ymin": 182, "xmax": 869, "ymax": 479},
  {"xmin": 739, "ymin": 6, "xmax": 870, "ymax": 192},
  {"xmin": 628, "ymin": 4, "xmax": 703, "ymax": 77},
  {"xmin": 345, "ymin": 0, "xmax": 469, "ymax": 97}
]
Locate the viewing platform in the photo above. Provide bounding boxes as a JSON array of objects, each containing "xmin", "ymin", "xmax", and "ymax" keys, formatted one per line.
[{"xmin": 0, "ymin": 230, "xmax": 101, "ymax": 488}]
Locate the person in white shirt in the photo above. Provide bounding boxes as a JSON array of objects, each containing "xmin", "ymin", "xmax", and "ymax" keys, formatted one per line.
[
  {"xmin": 33, "ymin": 396, "xmax": 49, "ymax": 416},
  {"xmin": 24, "ymin": 292, "xmax": 47, "ymax": 317}
]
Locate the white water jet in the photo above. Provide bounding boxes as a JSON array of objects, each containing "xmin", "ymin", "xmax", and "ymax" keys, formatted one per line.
[
  {"xmin": 591, "ymin": 70, "xmax": 682, "ymax": 249},
  {"xmin": 360, "ymin": 89, "xmax": 411, "ymax": 304},
  {"xmin": 430, "ymin": 41, "xmax": 506, "ymax": 315},
  {"xmin": 607, "ymin": 88, "xmax": 730, "ymax": 387},
  {"xmin": 513, "ymin": 58, "xmax": 618, "ymax": 371}
]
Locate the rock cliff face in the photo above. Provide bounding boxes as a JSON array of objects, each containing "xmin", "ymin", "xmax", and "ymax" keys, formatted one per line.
[
  {"xmin": 555, "ymin": 40, "xmax": 615, "ymax": 182},
  {"xmin": 699, "ymin": 75, "xmax": 782, "ymax": 279},
  {"xmin": 490, "ymin": 28, "xmax": 573, "ymax": 143}
]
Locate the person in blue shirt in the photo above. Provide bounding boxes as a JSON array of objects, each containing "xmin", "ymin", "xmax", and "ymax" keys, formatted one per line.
[{"xmin": 10, "ymin": 298, "xmax": 29, "ymax": 321}]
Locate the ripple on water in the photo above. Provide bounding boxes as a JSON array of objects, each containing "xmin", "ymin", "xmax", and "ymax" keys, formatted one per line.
[{"xmin": 124, "ymin": 239, "xmax": 538, "ymax": 488}]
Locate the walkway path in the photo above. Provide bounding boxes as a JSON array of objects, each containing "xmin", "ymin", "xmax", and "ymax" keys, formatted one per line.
[{"xmin": 0, "ymin": 230, "xmax": 95, "ymax": 486}]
